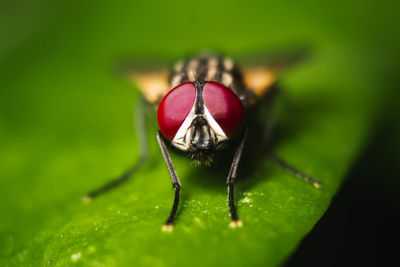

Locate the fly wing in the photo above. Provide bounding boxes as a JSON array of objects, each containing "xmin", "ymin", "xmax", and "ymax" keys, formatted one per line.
[
  {"xmin": 237, "ymin": 47, "xmax": 310, "ymax": 105},
  {"xmin": 118, "ymin": 58, "xmax": 172, "ymax": 104},
  {"xmin": 127, "ymin": 70, "xmax": 169, "ymax": 104}
]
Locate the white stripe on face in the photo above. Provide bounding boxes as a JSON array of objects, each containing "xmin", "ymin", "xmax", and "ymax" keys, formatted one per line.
[{"xmin": 171, "ymin": 104, "xmax": 228, "ymax": 152}]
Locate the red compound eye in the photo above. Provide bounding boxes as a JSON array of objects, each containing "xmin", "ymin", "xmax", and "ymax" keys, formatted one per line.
[
  {"xmin": 203, "ymin": 82, "xmax": 243, "ymax": 137},
  {"xmin": 157, "ymin": 82, "xmax": 196, "ymax": 140}
]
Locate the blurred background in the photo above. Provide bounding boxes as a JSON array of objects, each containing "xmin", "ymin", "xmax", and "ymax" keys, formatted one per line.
[{"xmin": 0, "ymin": 0, "xmax": 399, "ymax": 266}]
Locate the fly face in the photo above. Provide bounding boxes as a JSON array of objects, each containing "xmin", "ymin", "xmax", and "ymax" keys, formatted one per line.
[{"xmin": 157, "ymin": 80, "xmax": 244, "ymax": 164}]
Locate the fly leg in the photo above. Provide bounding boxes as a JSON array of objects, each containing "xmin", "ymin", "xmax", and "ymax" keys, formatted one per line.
[
  {"xmin": 261, "ymin": 86, "xmax": 278, "ymax": 147},
  {"xmin": 156, "ymin": 131, "xmax": 182, "ymax": 232},
  {"xmin": 83, "ymin": 97, "xmax": 150, "ymax": 202},
  {"xmin": 227, "ymin": 127, "xmax": 248, "ymax": 228},
  {"xmin": 269, "ymin": 153, "xmax": 322, "ymax": 188},
  {"xmin": 261, "ymin": 89, "xmax": 322, "ymax": 188}
]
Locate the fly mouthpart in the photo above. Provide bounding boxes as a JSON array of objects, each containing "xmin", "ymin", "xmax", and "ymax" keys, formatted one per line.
[{"xmin": 189, "ymin": 116, "xmax": 214, "ymax": 151}]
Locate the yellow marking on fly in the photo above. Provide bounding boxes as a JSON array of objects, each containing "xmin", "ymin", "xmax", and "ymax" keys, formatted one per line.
[
  {"xmin": 243, "ymin": 67, "xmax": 278, "ymax": 97},
  {"xmin": 187, "ymin": 59, "xmax": 199, "ymax": 81},
  {"xmin": 222, "ymin": 72, "xmax": 233, "ymax": 87},
  {"xmin": 161, "ymin": 224, "xmax": 174, "ymax": 232},
  {"xmin": 82, "ymin": 195, "xmax": 91, "ymax": 203},
  {"xmin": 223, "ymin": 57, "xmax": 234, "ymax": 71},
  {"xmin": 128, "ymin": 71, "xmax": 169, "ymax": 103},
  {"xmin": 206, "ymin": 57, "xmax": 219, "ymax": 81},
  {"xmin": 229, "ymin": 220, "xmax": 243, "ymax": 228},
  {"xmin": 313, "ymin": 181, "xmax": 322, "ymax": 188}
]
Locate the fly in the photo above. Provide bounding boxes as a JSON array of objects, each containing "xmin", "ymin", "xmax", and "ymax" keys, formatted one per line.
[{"xmin": 83, "ymin": 50, "xmax": 322, "ymax": 231}]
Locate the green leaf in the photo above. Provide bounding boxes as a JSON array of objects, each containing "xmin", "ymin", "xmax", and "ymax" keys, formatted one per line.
[{"xmin": 0, "ymin": 1, "xmax": 397, "ymax": 266}]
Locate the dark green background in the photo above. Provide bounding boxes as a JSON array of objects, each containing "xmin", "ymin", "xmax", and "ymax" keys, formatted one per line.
[{"xmin": 1, "ymin": 0, "xmax": 399, "ymax": 266}]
